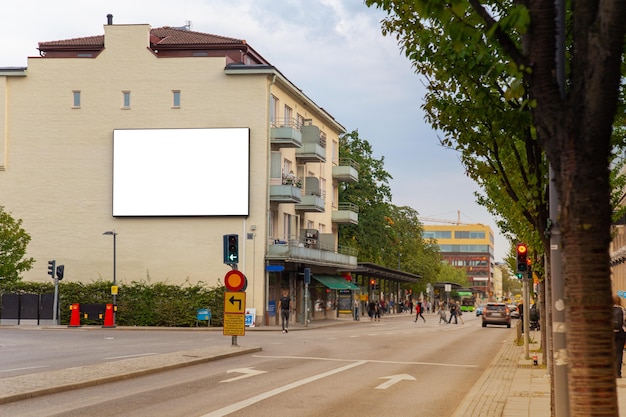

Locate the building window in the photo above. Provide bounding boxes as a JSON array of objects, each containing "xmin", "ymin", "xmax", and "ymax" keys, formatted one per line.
[
  {"xmin": 72, "ymin": 91, "xmax": 81, "ymax": 108},
  {"xmin": 270, "ymin": 95, "xmax": 278, "ymax": 126},
  {"xmin": 455, "ymin": 231, "xmax": 486, "ymax": 239},
  {"xmin": 172, "ymin": 90, "xmax": 181, "ymax": 108},
  {"xmin": 122, "ymin": 91, "xmax": 131, "ymax": 109},
  {"xmin": 284, "ymin": 105, "xmax": 293, "ymax": 126},
  {"xmin": 424, "ymin": 231, "xmax": 452, "ymax": 239}
]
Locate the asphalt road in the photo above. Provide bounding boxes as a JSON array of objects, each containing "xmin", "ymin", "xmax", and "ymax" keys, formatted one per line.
[{"xmin": 1, "ymin": 313, "xmax": 513, "ymax": 417}]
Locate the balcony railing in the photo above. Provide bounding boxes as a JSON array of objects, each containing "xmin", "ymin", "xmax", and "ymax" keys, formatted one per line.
[
  {"xmin": 332, "ymin": 202, "xmax": 359, "ymax": 224},
  {"xmin": 270, "ymin": 118, "xmax": 302, "ymax": 148},
  {"xmin": 332, "ymin": 158, "xmax": 359, "ymax": 183},
  {"xmin": 269, "ymin": 184, "xmax": 302, "ymax": 203},
  {"xmin": 267, "ymin": 236, "xmax": 357, "ymax": 267},
  {"xmin": 295, "ymin": 194, "xmax": 325, "ymax": 212},
  {"xmin": 297, "ymin": 124, "xmax": 326, "ymax": 162}
]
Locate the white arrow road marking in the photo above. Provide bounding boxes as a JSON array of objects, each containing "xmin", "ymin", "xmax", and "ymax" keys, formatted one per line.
[
  {"xmin": 220, "ymin": 367, "xmax": 267, "ymax": 383},
  {"xmin": 375, "ymin": 374, "xmax": 416, "ymax": 390},
  {"xmin": 201, "ymin": 361, "xmax": 367, "ymax": 417}
]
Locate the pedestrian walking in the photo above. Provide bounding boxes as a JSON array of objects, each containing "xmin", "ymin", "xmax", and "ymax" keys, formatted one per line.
[
  {"xmin": 374, "ymin": 301, "xmax": 381, "ymax": 321},
  {"xmin": 438, "ymin": 307, "xmax": 447, "ymax": 324},
  {"xmin": 456, "ymin": 301, "xmax": 464, "ymax": 324},
  {"xmin": 368, "ymin": 301, "xmax": 376, "ymax": 320},
  {"xmin": 278, "ymin": 289, "xmax": 292, "ymax": 333},
  {"xmin": 353, "ymin": 298, "xmax": 360, "ymax": 321},
  {"xmin": 448, "ymin": 301, "xmax": 458, "ymax": 324},
  {"xmin": 414, "ymin": 301, "xmax": 426, "ymax": 322}
]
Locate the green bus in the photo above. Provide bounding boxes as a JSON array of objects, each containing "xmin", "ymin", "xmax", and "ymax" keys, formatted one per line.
[{"xmin": 458, "ymin": 291, "xmax": 475, "ymax": 312}]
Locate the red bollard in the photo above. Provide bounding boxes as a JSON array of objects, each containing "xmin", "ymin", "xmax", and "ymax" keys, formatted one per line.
[
  {"xmin": 68, "ymin": 304, "xmax": 81, "ymax": 327},
  {"xmin": 102, "ymin": 303, "xmax": 116, "ymax": 328}
]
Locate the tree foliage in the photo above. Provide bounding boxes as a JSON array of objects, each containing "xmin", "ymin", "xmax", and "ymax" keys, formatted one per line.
[{"xmin": 0, "ymin": 206, "xmax": 35, "ymax": 283}]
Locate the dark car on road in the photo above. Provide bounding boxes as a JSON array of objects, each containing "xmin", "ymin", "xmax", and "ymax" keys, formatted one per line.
[{"xmin": 482, "ymin": 302, "xmax": 511, "ymax": 328}]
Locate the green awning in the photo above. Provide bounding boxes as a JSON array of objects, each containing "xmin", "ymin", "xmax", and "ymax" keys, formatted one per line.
[{"xmin": 312, "ymin": 275, "xmax": 359, "ymax": 290}]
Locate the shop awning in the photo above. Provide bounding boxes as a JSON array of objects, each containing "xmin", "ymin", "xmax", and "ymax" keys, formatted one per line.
[{"xmin": 312, "ymin": 275, "xmax": 360, "ymax": 290}]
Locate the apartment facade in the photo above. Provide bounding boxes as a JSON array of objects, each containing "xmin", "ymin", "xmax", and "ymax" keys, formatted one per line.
[
  {"xmin": 0, "ymin": 20, "xmax": 362, "ymax": 325},
  {"xmin": 422, "ymin": 224, "xmax": 495, "ymax": 298}
]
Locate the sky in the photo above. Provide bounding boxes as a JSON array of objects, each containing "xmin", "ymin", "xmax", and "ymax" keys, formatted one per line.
[{"xmin": 0, "ymin": 0, "xmax": 510, "ymax": 261}]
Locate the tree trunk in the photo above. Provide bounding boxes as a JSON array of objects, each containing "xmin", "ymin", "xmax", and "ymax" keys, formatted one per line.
[
  {"xmin": 558, "ymin": 135, "xmax": 616, "ymax": 415},
  {"xmin": 527, "ymin": 0, "xmax": 626, "ymax": 414}
]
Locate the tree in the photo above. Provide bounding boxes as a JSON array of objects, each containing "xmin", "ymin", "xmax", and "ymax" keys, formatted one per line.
[
  {"xmin": 0, "ymin": 206, "xmax": 35, "ymax": 283},
  {"xmin": 338, "ymin": 130, "xmax": 442, "ymax": 279},
  {"xmin": 337, "ymin": 129, "xmax": 394, "ymax": 263},
  {"xmin": 365, "ymin": 1, "xmax": 626, "ymax": 414}
]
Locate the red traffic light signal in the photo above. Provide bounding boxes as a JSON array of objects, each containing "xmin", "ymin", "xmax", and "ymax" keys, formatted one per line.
[{"xmin": 516, "ymin": 243, "xmax": 528, "ymax": 272}]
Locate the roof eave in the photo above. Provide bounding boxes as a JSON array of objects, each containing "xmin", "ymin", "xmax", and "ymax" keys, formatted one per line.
[{"xmin": 225, "ymin": 64, "xmax": 346, "ymax": 134}]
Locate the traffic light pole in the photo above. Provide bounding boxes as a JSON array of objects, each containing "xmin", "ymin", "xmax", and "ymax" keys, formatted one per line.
[
  {"xmin": 523, "ymin": 274, "xmax": 530, "ymax": 359},
  {"xmin": 52, "ymin": 276, "xmax": 59, "ymax": 325}
]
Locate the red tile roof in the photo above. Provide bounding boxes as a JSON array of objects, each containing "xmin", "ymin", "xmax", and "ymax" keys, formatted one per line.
[
  {"xmin": 37, "ymin": 26, "xmax": 269, "ymax": 64},
  {"xmin": 38, "ymin": 27, "xmax": 245, "ymax": 49}
]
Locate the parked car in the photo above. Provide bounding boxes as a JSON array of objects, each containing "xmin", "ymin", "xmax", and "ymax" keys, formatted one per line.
[
  {"xmin": 508, "ymin": 304, "xmax": 519, "ymax": 319},
  {"xmin": 475, "ymin": 304, "xmax": 486, "ymax": 316},
  {"xmin": 482, "ymin": 302, "xmax": 511, "ymax": 328}
]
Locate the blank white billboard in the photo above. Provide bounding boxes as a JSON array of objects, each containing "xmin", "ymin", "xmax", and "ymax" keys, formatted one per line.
[{"xmin": 112, "ymin": 128, "xmax": 250, "ymax": 216}]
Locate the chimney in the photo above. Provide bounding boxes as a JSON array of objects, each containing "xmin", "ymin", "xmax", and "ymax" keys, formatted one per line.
[{"xmin": 107, "ymin": 14, "xmax": 113, "ymax": 25}]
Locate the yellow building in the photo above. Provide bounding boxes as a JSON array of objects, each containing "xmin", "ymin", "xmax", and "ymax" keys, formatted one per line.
[
  {"xmin": 422, "ymin": 223, "xmax": 495, "ymax": 298},
  {"xmin": 0, "ymin": 20, "xmax": 362, "ymax": 324}
]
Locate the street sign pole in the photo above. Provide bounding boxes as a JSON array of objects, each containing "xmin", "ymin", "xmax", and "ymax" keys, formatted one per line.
[
  {"xmin": 304, "ymin": 268, "xmax": 310, "ymax": 327},
  {"xmin": 232, "ymin": 264, "xmax": 238, "ymax": 347}
]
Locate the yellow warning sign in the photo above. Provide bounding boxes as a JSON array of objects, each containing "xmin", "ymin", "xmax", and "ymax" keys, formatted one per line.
[
  {"xmin": 223, "ymin": 313, "xmax": 245, "ymax": 336},
  {"xmin": 224, "ymin": 292, "xmax": 246, "ymax": 314}
]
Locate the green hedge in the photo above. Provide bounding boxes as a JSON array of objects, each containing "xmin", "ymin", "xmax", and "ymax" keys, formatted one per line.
[{"xmin": 0, "ymin": 279, "xmax": 225, "ymax": 327}]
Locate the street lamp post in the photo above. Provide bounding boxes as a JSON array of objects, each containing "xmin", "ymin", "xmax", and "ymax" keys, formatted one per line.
[{"xmin": 103, "ymin": 230, "xmax": 118, "ymax": 325}]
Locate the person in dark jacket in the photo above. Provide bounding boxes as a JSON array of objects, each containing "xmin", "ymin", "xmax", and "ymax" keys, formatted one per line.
[
  {"xmin": 278, "ymin": 289, "xmax": 292, "ymax": 333},
  {"xmin": 448, "ymin": 302, "xmax": 458, "ymax": 324}
]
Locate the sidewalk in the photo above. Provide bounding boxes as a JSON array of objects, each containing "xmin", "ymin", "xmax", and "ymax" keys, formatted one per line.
[{"xmin": 452, "ymin": 327, "xmax": 626, "ymax": 417}]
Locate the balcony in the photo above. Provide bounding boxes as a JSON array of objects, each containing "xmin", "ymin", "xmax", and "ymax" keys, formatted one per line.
[
  {"xmin": 332, "ymin": 158, "xmax": 359, "ymax": 183},
  {"xmin": 267, "ymin": 237, "xmax": 358, "ymax": 268},
  {"xmin": 295, "ymin": 194, "xmax": 325, "ymax": 212},
  {"xmin": 269, "ymin": 184, "xmax": 302, "ymax": 203},
  {"xmin": 332, "ymin": 202, "xmax": 359, "ymax": 225},
  {"xmin": 296, "ymin": 124, "xmax": 326, "ymax": 162},
  {"xmin": 295, "ymin": 177, "xmax": 324, "ymax": 212},
  {"xmin": 270, "ymin": 119, "xmax": 302, "ymax": 148}
]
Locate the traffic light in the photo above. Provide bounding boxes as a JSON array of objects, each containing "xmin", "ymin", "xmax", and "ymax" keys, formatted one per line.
[
  {"xmin": 56, "ymin": 265, "xmax": 65, "ymax": 281},
  {"xmin": 516, "ymin": 243, "xmax": 528, "ymax": 274},
  {"xmin": 47, "ymin": 260, "xmax": 56, "ymax": 278},
  {"xmin": 223, "ymin": 234, "xmax": 239, "ymax": 264}
]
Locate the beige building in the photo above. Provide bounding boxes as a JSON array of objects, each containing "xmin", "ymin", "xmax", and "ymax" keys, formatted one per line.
[{"xmin": 0, "ymin": 19, "xmax": 364, "ymax": 324}]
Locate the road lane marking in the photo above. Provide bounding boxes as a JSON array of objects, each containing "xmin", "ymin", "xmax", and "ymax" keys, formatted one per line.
[
  {"xmin": 253, "ymin": 354, "xmax": 477, "ymax": 368},
  {"xmin": 103, "ymin": 353, "xmax": 158, "ymax": 360},
  {"xmin": 375, "ymin": 373, "xmax": 416, "ymax": 389},
  {"xmin": 0, "ymin": 365, "xmax": 48, "ymax": 373},
  {"xmin": 200, "ymin": 361, "xmax": 367, "ymax": 417},
  {"xmin": 220, "ymin": 367, "xmax": 267, "ymax": 383}
]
